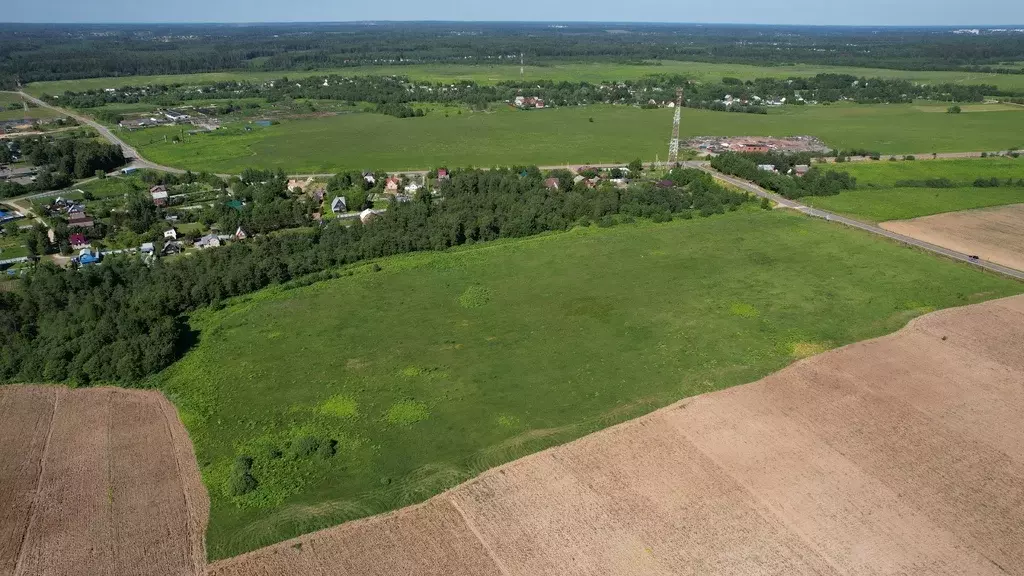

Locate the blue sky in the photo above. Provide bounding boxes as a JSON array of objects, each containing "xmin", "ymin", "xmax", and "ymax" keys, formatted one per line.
[{"xmin": 7, "ymin": 0, "xmax": 1024, "ymax": 26}]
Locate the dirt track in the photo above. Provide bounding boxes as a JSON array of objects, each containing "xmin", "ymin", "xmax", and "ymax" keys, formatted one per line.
[
  {"xmin": 882, "ymin": 204, "xmax": 1024, "ymax": 272},
  {"xmin": 209, "ymin": 294, "xmax": 1024, "ymax": 576},
  {"xmin": 0, "ymin": 385, "xmax": 208, "ymax": 576}
]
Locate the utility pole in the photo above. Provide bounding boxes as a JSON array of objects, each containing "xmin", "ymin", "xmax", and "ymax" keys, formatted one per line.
[{"xmin": 668, "ymin": 87, "xmax": 683, "ymax": 165}]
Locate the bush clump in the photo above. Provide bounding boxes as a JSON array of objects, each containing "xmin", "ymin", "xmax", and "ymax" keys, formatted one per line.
[{"xmin": 229, "ymin": 455, "xmax": 258, "ymax": 496}]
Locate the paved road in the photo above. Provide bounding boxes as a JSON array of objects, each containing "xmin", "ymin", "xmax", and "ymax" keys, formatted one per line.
[
  {"xmin": 684, "ymin": 162, "xmax": 1024, "ymax": 281},
  {"xmin": 15, "ymin": 91, "xmax": 185, "ymax": 174}
]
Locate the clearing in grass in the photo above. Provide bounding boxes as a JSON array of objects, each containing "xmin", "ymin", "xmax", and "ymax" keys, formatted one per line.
[{"xmin": 153, "ymin": 209, "xmax": 1022, "ymax": 559}]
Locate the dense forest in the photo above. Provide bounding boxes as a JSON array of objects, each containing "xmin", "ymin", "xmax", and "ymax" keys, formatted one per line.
[
  {"xmin": 1, "ymin": 23, "xmax": 1023, "ymax": 88},
  {"xmin": 0, "ymin": 166, "xmax": 750, "ymax": 384}
]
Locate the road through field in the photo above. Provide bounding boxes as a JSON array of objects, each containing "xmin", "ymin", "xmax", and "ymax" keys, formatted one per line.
[
  {"xmin": 208, "ymin": 294, "xmax": 1024, "ymax": 576},
  {"xmin": 15, "ymin": 91, "xmax": 185, "ymax": 175},
  {"xmin": 688, "ymin": 162, "xmax": 1024, "ymax": 280}
]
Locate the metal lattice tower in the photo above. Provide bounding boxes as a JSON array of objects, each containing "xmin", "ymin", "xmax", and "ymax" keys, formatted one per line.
[{"xmin": 667, "ymin": 87, "xmax": 683, "ymax": 165}]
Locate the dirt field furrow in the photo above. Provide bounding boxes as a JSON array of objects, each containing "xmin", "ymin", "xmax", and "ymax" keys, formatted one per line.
[
  {"xmin": 207, "ymin": 499, "xmax": 503, "ymax": 576},
  {"xmin": 765, "ymin": 366, "xmax": 1024, "ymax": 574},
  {"xmin": 0, "ymin": 386, "xmax": 57, "ymax": 576},
  {"xmin": 0, "ymin": 386, "xmax": 207, "ymax": 576},
  {"xmin": 675, "ymin": 377, "xmax": 1006, "ymax": 575},
  {"xmin": 14, "ymin": 388, "xmax": 113, "ymax": 576},
  {"xmin": 207, "ymin": 294, "xmax": 1024, "ymax": 576}
]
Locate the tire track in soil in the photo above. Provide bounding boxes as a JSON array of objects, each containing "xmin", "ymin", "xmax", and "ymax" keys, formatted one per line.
[{"xmin": 11, "ymin": 386, "xmax": 60, "ymax": 576}]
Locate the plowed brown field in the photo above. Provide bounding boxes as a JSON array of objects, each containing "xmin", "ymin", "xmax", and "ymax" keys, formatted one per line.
[
  {"xmin": 208, "ymin": 294, "xmax": 1024, "ymax": 576},
  {"xmin": 0, "ymin": 385, "xmax": 208, "ymax": 576},
  {"xmin": 881, "ymin": 203, "xmax": 1024, "ymax": 272}
]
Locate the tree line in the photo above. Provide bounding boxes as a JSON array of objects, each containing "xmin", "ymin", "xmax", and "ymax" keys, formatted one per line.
[{"xmin": 0, "ymin": 166, "xmax": 750, "ymax": 385}]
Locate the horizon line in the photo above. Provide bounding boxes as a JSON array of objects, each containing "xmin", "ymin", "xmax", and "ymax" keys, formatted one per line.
[{"xmin": 3, "ymin": 20, "xmax": 1024, "ymax": 28}]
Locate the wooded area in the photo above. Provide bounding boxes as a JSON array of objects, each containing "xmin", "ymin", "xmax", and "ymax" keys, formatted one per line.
[{"xmin": 2, "ymin": 23, "xmax": 1023, "ymax": 88}]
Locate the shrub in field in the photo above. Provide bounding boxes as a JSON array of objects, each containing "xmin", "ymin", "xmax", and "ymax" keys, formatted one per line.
[{"xmin": 229, "ymin": 456, "xmax": 258, "ymax": 496}]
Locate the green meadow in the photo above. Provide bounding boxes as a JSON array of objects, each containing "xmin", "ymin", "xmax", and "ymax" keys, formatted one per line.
[
  {"xmin": 114, "ymin": 101, "xmax": 1024, "ymax": 173},
  {"xmin": 154, "ymin": 209, "xmax": 1023, "ymax": 559},
  {"xmin": 832, "ymin": 156, "xmax": 1024, "ymax": 187},
  {"xmin": 25, "ymin": 60, "xmax": 1024, "ymax": 95},
  {"xmin": 0, "ymin": 92, "xmax": 60, "ymax": 121},
  {"xmin": 805, "ymin": 157, "xmax": 1024, "ymax": 221}
]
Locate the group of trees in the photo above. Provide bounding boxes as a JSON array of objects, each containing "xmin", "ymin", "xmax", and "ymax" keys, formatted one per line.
[
  {"xmin": 711, "ymin": 152, "xmax": 856, "ymax": 199},
  {"xmin": 3, "ymin": 23, "xmax": 1023, "ymax": 89},
  {"xmin": 0, "ymin": 166, "xmax": 749, "ymax": 385},
  {"xmin": 0, "ymin": 134, "xmax": 127, "ymax": 199}
]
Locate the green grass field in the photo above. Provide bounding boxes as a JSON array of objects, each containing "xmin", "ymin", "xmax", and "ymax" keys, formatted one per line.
[
  {"xmin": 805, "ymin": 186, "xmax": 1024, "ymax": 222},
  {"xmin": 830, "ymin": 156, "xmax": 1024, "ymax": 187},
  {"xmin": 0, "ymin": 92, "xmax": 61, "ymax": 121},
  {"xmin": 113, "ymin": 101, "xmax": 1024, "ymax": 173},
  {"xmin": 25, "ymin": 60, "xmax": 1024, "ymax": 95},
  {"xmin": 0, "ymin": 235, "xmax": 28, "ymax": 259},
  {"xmin": 153, "ymin": 209, "xmax": 1023, "ymax": 559},
  {"xmin": 79, "ymin": 176, "xmax": 146, "ymax": 198},
  {"xmin": 804, "ymin": 157, "xmax": 1024, "ymax": 221}
]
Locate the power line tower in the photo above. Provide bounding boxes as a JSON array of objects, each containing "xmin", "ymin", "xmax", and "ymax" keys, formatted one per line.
[{"xmin": 667, "ymin": 87, "xmax": 683, "ymax": 165}]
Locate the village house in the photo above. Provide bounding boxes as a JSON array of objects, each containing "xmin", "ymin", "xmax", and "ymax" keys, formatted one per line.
[
  {"xmin": 757, "ymin": 164, "xmax": 777, "ymax": 172},
  {"xmin": 140, "ymin": 242, "xmax": 155, "ymax": 254},
  {"xmin": 359, "ymin": 208, "xmax": 382, "ymax": 225},
  {"xmin": 195, "ymin": 233, "xmax": 221, "ymax": 249},
  {"xmin": 543, "ymin": 177, "xmax": 560, "ymax": 190},
  {"xmin": 69, "ymin": 233, "xmax": 90, "ymax": 250},
  {"xmin": 287, "ymin": 177, "xmax": 313, "ymax": 192},
  {"xmin": 234, "ymin": 227, "xmax": 247, "ymax": 240},
  {"xmin": 404, "ymin": 182, "xmax": 420, "ymax": 194},
  {"xmin": 331, "ymin": 196, "xmax": 348, "ymax": 214},
  {"xmin": 163, "ymin": 228, "xmax": 178, "ymax": 240},
  {"xmin": 68, "ymin": 213, "xmax": 94, "ymax": 229},
  {"xmin": 793, "ymin": 164, "xmax": 810, "ymax": 176},
  {"xmin": 161, "ymin": 241, "xmax": 183, "ymax": 256},
  {"xmin": 436, "ymin": 168, "xmax": 449, "ymax": 180},
  {"xmin": 150, "ymin": 185, "xmax": 169, "ymax": 207},
  {"xmin": 384, "ymin": 177, "xmax": 401, "ymax": 193},
  {"xmin": 362, "ymin": 171, "xmax": 376, "ymax": 185}
]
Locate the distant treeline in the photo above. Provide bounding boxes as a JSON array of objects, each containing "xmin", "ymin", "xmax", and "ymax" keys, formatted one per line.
[
  {"xmin": 48, "ymin": 72, "xmax": 1008, "ymax": 122},
  {"xmin": 2, "ymin": 23, "xmax": 1023, "ymax": 88},
  {"xmin": 0, "ymin": 166, "xmax": 750, "ymax": 385},
  {"xmin": 710, "ymin": 152, "xmax": 857, "ymax": 198}
]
